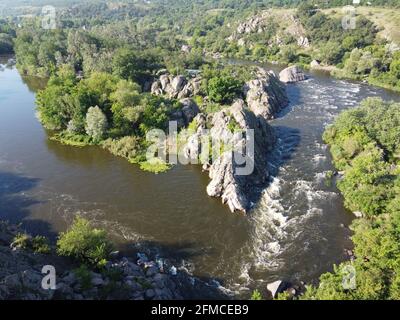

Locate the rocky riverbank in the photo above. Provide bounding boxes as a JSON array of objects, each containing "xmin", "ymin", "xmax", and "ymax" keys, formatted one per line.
[
  {"xmin": 149, "ymin": 67, "xmax": 289, "ymax": 213},
  {"xmin": 0, "ymin": 221, "xmax": 229, "ymax": 300}
]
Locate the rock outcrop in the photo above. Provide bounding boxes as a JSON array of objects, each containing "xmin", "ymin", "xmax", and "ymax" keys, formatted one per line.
[
  {"xmin": 228, "ymin": 10, "xmax": 310, "ymax": 49},
  {"xmin": 179, "ymin": 67, "xmax": 288, "ymax": 213},
  {"xmin": 0, "ymin": 221, "xmax": 227, "ymax": 300},
  {"xmin": 206, "ymin": 100, "xmax": 276, "ymax": 212},
  {"xmin": 279, "ymin": 66, "xmax": 307, "ymax": 83},
  {"xmin": 170, "ymin": 98, "xmax": 201, "ymax": 128},
  {"xmin": 182, "ymin": 99, "xmax": 277, "ymax": 213},
  {"xmin": 244, "ymin": 69, "xmax": 289, "ymax": 119},
  {"xmin": 310, "ymin": 59, "xmax": 321, "ymax": 69},
  {"xmin": 151, "ymin": 74, "xmax": 201, "ymax": 99}
]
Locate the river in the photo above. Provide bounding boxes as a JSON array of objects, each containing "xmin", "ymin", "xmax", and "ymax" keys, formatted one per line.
[{"xmin": 1, "ymin": 55, "xmax": 399, "ymax": 298}]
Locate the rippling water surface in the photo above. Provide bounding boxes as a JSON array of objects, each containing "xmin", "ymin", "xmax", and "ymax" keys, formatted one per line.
[{"xmin": 1, "ymin": 56, "xmax": 399, "ymax": 297}]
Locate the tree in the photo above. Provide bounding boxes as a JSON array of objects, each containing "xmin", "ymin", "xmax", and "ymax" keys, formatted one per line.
[
  {"xmin": 207, "ymin": 76, "xmax": 242, "ymax": 104},
  {"xmin": 57, "ymin": 216, "xmax": 113, "ymax": 267},
  {"xmin": 390, "ymin": 58, "xmax": 400, "ymax": 79},
  {"xmin": 112, "ymin": 48, "xmax": 146, "ymax": 83},
  {"xmin": 318, "ymin": 41, "xmax": 344, "ymax": 65},
  {"xmin": 85, "ymin": 106, "xmax": 108, "ymax": 142}
]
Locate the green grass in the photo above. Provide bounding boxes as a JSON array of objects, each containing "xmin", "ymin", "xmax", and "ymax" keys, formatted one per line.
[
  {"xmin": 50, "ymin": 132, "xmax": 93, "ymax": 147},
  {"xmin": 139, "ymin": 158, "xmax": 171, "ymax": 174}
]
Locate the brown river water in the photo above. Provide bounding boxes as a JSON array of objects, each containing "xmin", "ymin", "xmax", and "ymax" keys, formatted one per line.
[{"xmin": 1, "ymin": 55, "xmax": 399, "ymax": 298}]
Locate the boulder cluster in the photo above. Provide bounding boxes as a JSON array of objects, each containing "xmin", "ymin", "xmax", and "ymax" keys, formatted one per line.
[
  {"xmin": 182, "ymin": 69, "xmax": 288, "ymax": 213},
  {"xmin": 0, "ymin": 222, "xmax": 226, "ymax": 300},
  {"xmin": 151, "ymin": 74, "xmax": 202, "ymax": 100},
  {"xmin": 228, "ymin": 10, "xmax": 310, "ymax": 49}
]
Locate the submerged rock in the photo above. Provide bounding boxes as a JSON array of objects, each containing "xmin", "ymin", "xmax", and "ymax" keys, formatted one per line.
[{"xmin": 279, "ymin": 66, "xmax": 307, "ymax": 83}]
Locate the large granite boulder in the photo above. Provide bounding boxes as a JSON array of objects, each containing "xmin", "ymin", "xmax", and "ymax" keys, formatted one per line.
[
  {"xmin": 151, "ymin": 74, "xmax": 201, "ymax": 99},
  {"xmin": 183, "ymin": 100, "xmax": 276, "ymax": 213},
  {"xmin": 279, "ymin": 66, "xmax": 307, "ymax": 83},
  {"xmin": 207, "ymin": 100, "xmax": 276, "ymax": 213},
  {"xmin": 244, "ymin": 69, "xmax": 289, "ymax": 120},
  {"xmin": 180, "ymin": 98, "xmax": 200, "ymax": 125},
  {"xmin": 171, "ymin": 98, "xmax": 200, "ymax": 129}
]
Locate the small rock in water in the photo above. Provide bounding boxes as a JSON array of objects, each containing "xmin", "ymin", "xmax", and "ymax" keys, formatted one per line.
[{"xmin": 170, "ymin": 266, "xmax": 177, "ymax": 276}]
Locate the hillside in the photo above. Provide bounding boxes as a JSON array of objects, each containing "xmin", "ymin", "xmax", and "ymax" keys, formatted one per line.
[{"xmin": 323, "ymin": 6, "xmax": 400, "ymax": 45}]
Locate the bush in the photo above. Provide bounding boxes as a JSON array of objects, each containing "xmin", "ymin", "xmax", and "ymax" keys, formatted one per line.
[
  {"xmin": 250, "ymin": 289, "xmax": 262, "ymax": 300},
  {"xmin": 57, "ymin": 216, "xmax": 113, "ymax": 267},
  {"xmin": 74, "ymin": 265, "xmax": 93, "ymax": 291},
  {"xmin": 12, "ymin": 233, "xmax": 51, "ymax": 254},
  {"xmin": 101, "ymin": 136, "xmax": 142, "ymax": 161},
  {"xmin": 207, "ymin": 76, "xmax": 242, "ymax": 104}
]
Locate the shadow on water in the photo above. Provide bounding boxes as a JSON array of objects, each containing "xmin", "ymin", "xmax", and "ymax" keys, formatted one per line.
[
  {"xmin": 21, "ymin": 75, "xmax": 48, "ymax": 93},
  {"xmin": 119, "ymin": 240, "xmax": 231, "ymax": 300},
  {"xmin": 248, "ymin": 125, "xmax": 301, "ymax": 210},
  {"xmin": 275, "ymin": 84, "xmax": 302, "ymax": 119},
  {"xmin": 0, "ymin": 171, "xmax": 57, "ymax": 239}
]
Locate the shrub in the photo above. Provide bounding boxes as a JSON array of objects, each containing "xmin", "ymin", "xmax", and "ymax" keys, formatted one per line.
[
  {"xmin": 12, "ymin": 233, "xmax": 51, "ymax": 254},
  {"xmin": 101, "ymin": 136, "xmax": 142, "ymax": 161},
  {"xmin": 250, "ymin": 289, "xmax": 263, "ymax": 300},
  {"xmin": 74, "ymin": 265, "xmax": 92, "ymax": 291},
  {"xmin": 207, "ymin": 76, "xmax": 242, "ymax": 104},
  {"xmin": 31, "ymin": 236, "xmax": 51, "ymax": 254},
  {"xmin": 57, "ymin": 216, "xmax": 113, "ymax": 267}
]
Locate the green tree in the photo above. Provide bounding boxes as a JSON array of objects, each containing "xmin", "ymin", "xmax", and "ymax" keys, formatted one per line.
[
  {"xmin": 85, "ymin": 106, "xmax": 108, "ymax": 142},
  {"xmin": 207, "ymin": 76, "xmax": 242, "ymax": 104},
  {"xmin": 57, "ymin": 216, "xmax": 113, "ymax": 267}
]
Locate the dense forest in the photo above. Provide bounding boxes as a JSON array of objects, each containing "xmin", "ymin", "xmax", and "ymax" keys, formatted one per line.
[{"xmin": 2, "ymin": 1, "xmax": 399, "ymax": 91}]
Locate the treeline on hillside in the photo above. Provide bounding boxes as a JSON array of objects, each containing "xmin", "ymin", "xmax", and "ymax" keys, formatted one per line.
[
  {"xmin": 13, "ymin": 19, "xmax": 204, "ymax": 78},
  {"xmin": 288, "ymin": 98, "xmax": 400, "ymax": 300},
  {"xmin": 197, "ymin": 3, "xmax": 400, "ymax": 92},
  {"xmin": 9, "ymin": 0, "xmax": 400, "ymax": 93},
  {"xmin": 0, "ymin": 20, "xmax": 15, "ymax": 54}
]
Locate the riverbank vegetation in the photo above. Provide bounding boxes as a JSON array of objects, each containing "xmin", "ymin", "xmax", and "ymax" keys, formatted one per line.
[
  {"xmin": 0, "ymin": 20, "xmax": 15, "ymax": 54},
  {"xmin": 36, "ymin": 65, "xmax": 180, "ymax": 172},
  {"xmin": 57, "ymin": 216, "xmax": 114, "ymax": 268},
  {"xmin": 293, "ymin": 98, "xmax": 400, "ymax": 300}
]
